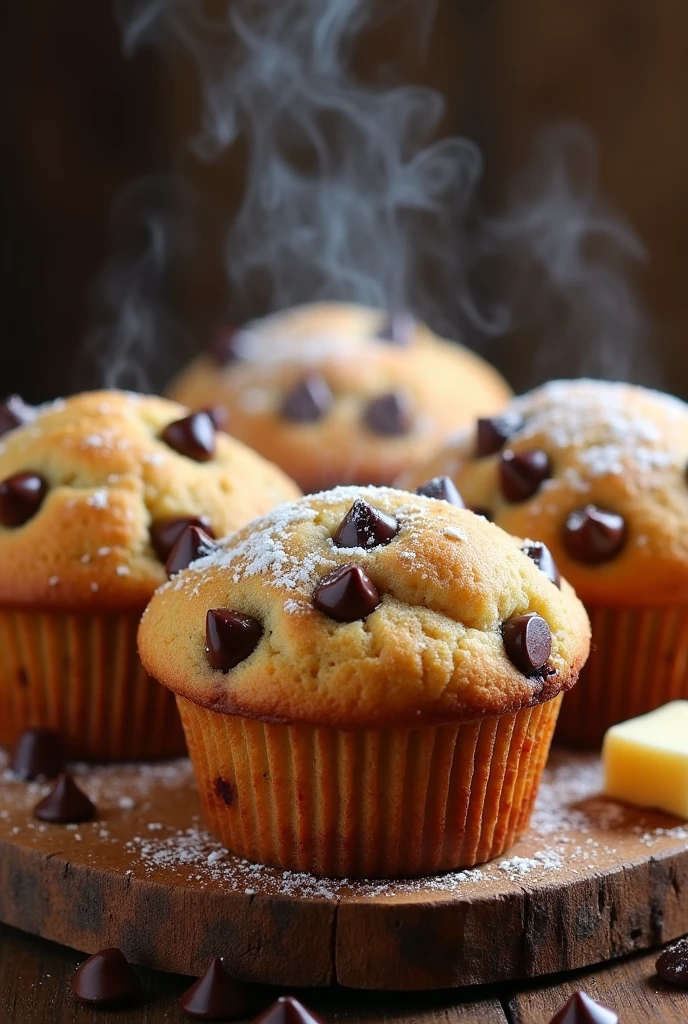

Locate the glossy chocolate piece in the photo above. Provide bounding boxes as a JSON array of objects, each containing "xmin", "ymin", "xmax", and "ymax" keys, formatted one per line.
[
  {"xmin": 416, "ymin": 475, "xmax": 464, "ymax": 507},
  {"xmin": 548, "ymin": 991, "xmax": 618, "ymax": 1023},
  {"xmin": 151, "ymin": 516, "xmax": 214, "ymax": 561},
  {"xmin": 72, "ymin": 947, "xmax": 141, "ymax": 1006},
  {"xmin": 209, "ymin": 325, "xmax": 242, "ymax": 366},
  {"xmin": 502, "ymin": 612, "xmax": 552, "ymax": 675},
  {"xmin": 563, "ymin": 505, "xmax": 626, "ymax": 565},
  {"xmin": 499, "ymin": 449, "xmax": 551, "ymax": 503},
  {"xmin": 10, "ymin": 728, "xmax": 63, "ymax": 780},
  {"xmin": 333, "ymin": 500, "xmax": 398, "ymax": 549},
  {"xmin": 206, "ymin": 609, "xmax": 263, "ymax": 671},
  {"xmin": 655, "ymin": 940, "xmax": 688, "ymax": 987},
  {"xmin": 166, "ymin": 525, "xmax": 216, "ymax": 577},
  {"xmin": 251, "ymin": 996, "xmax": 326, "ymax": 1024},
  {"xmin": 162, "ymin": 412, "xmax": 216, "ymax": 462},
  {"xmin": 475, "ymin": 414, "xmax": 523, "ymax": 457},
  {"xmin": 313, "ymin": 564, "xmax": 380, "ymax": 622},
  {"xmin": 521, "ymin": 540, "xmax": 561, "ymax": 588},
  {"xmin": 363, "ymin": 391, "xmax": 412, "ymax": 436},
  {"xmin": 180, "ymin": 957, "xmax": 251, "ymax": 1020},
  {"xmin": 34, "ymin": 774, "xmax": 95, "ymax": 824},
  {"xmin": 376, "ymin": 310, "xmax": 416, "ymax": 346},
  {"xmin": 280, "ymin": 375, "xmax": 332, "ymax": 423},
  {"xmin": 202, "ymin": 406, "xmax": 229, "ymax": 431},
  {"xmin": 0, "ymin": 471, "xmax": 47, "ymax": 527}
]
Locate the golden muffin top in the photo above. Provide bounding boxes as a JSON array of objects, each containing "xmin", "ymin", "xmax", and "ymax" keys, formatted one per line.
[
  {"xmin": 400, "ymin": 379, "xmax": 688, "ymax": 606},
  {"xmin": 167, "ymin": 302, "xmax": 512, "ymax": 493},
  {"xmin": 138, "ymin": 486, "xmax": 590, "ymax": 727},
  {"xmin": 0, "ymin": 390, "xmax": 299, "ymax": 611}
]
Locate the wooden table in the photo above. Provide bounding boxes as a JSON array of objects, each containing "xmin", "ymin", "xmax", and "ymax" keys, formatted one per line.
[{"xmin": 1, "ymin": 921, "xmax": 686, "ymax": 1023}]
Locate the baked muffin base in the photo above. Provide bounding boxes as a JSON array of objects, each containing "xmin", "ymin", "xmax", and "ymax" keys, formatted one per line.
[{"xmin": 177, "ymin": 692, "xmax": 563, "ymax": 878}]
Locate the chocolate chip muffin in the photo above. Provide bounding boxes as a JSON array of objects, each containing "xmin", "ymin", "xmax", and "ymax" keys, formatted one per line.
[
  {"xmin": 167, "ymin": 302, "xmax": 512, "ymax": 493},
  {"xmin": 0, "ymin": 390, "xmax": 299, "ymax": 760},
  {"xmin": 401, "ymin": 379, "xmax": 688, "ymax": 746},
  {"xmin": 138, "ymin": 486, "xmax": 589, "ymax": 876}
]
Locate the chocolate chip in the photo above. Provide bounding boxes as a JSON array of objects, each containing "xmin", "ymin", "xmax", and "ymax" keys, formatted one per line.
[
  {"xmin": 376, "ymin": 310, "xmax": 416, "ymax": 346},
  {"xmin": 205, "ymin": 610, "xmax": 263, "ymax": 671},
  {"xmin": 475, "ymin": 414, "xmax": 523, "ymax": 457},
  {"xmin": 280, "ymin": 375, "xmax": 332, "ymax": 423},
  {"xmin": 313, "ymin": 564, "xmax": 380, "ymax": 622},
  {"xmin": 655, "ymin": 940, "xmax": 688, "ymax": 987},
  {"xmin": 201, "ymin": 406, "xmax": 229, "ymax": 431},
  {"xmin": 548, "ymin": 991, "xmax": 618, "ymax": 1023},
  {"xmin": 416, "ymin": 476, "xmax": 465, "ymax": 507},
  {"xmin": 210, "ymin": 325, "xmax": 242, "ymax": 366},
  {"xmin": 151, "ymin": 516, "xmax": 214, "ymax": 561},
  {"xmin": 162, "ymin": 412, "xmax": 216, "ymax": 461},
  {"xmin": 333, "ymin": 500, "xmax": 398, "ymax": 549},
  {"xmin": 34, "ymin": 774, "xmax": 95, "ymax": 824},
  {"xmin": 0, "ymin": 395, "xmax": 32, "ymax": 438},
  {"xmin": 10, "ymin": 728, "xmax": 63, "ymax": 780},
  {"xmin": 252, "ymin": 996, "xmax": 326, "ymax": 1024},
  {"xmin": 214, "ymin": 778, "xmax": 234, "ymax": 807},
  {"xmin": 521, "ymin": 541, "xmax": 561, "ymax": 588},
  {"xmin": 166, "ymin": 525, "xmax": 216, "ymax": 577},
  {"xmin": 180, "ymin": 957, "xmax": 250, "ymax": 1020},
  {"xmin": 0, "ymin": 472, "xmax": 47, "ymax": 527},
  {"xmin": 563, "ymin": 505, "xmax": 626, "ymax": 565},
  {"xmin": 72, "ymin": 947, "xmax": 141, "ymax": 1006},
  {"xmin": 363, "ymin": 391, "xmax": 412, "ymax": 436},
  {"xmin": 499, "ymin": 449, "xmax": 551, "ymax": 502},
  {"xmin": 502, "ymin": 613, "xmax": 552, "ymax": 675}
]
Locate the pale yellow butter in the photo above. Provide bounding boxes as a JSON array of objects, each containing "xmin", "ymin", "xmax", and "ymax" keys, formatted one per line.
[{"xmin": 602, "ymin": 701, "xmax": 688, "ymax": 819}]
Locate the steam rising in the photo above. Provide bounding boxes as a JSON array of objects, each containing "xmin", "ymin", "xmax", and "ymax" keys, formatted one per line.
[{"xmin": 86, "ymin": 0, "xmax": 652, "ymax": 390}]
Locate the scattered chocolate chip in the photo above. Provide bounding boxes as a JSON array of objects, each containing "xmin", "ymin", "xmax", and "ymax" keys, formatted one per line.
[
  {"xmin": 0, "ymin": 395, "xmax": 32, "ymax": 438},
  {"xmin": 214, "ymin": 778, "xmax": 234, "ymax": 807},
  {"xmin": 655, "ymin": 940, "xmax": 688, "ymax": 987},
  {"xmin": 502, "ymin": 613, "xmax": 552, "ymax": 675},
  {"xmin": 416, "ymin": 476, "xmax": 465, "ymax": 507},
  {"xmin": 162, "ymin": 412, "xmax": 216, "ymax": 462},
  {"xmin": 210, "ymin": 325, "xmax": 242, "ymax": 366},
  {"xmin": 376, "ymin": 310, "xmax": 416, "ymax": 346},
  {"xmin": 313, "ymin": 564, "xmax": 380, "ymax": 622},
  {"xmin": 521, "ymin": 541, "xmax": 561, "ymax": 588},
  {"xmin": 72, "ymin": 947, "xmax": 141, "ymax": 1006},
  {"xmin": 563, "ymin": 505, "xmax": 626, "ymax": 565},
  {"xmin": 34, "ymin": 774, "xmax": 95, "ymax": 824},
  {"xmin": 167, "ymin": 525, "xmax": 216, "ymax": 577},
  {"xmin": 475, "ymin": 414, "xmax": 523, "ymax": 457},
  {"xmin": 363, "ymin": 391, "xmax": 412, "ymax": 436},
  {"xmin": 0, "ymin": 472, "xmax": 47, "ymax": 527},
  {"xmin": 206, "ymin": 610, "xmax": 263, "ymax": 671},
  {"xmin": 10, "ymin": 728, "xmax": 63, "ymax": 780},
  {"xmin": 180, "ymin": 957, "xmax": 250, "ymax": 1020},
  {"xmin": 280, "ymin": 375, "xmax": 332, "ymax": 423},
  {"xmin": 499, "ymin": 449, "xmax": 552, "ymax": 502},
  {"xmin": 201, "ymin": 406, "xmax": 229, "ymax": 431},
  {"xmin": 548, "ymin": 991, "xmax": 618, "ymax": 1023},
  {"xmin": 252, "ymin": 996, "xmax": 325, "ymax": 1024},
  {"xmin": 333, "ymin": 500, "xmax": 398, "ymax": 549},
  {"xmin": 151, "ymin": 516, "xmax": 214, "ymax": 561}
]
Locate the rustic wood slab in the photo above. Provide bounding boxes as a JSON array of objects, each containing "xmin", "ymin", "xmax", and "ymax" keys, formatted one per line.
[{"xmin": 0, "ymin": 747, "xmax": 687, "ymax": 991}]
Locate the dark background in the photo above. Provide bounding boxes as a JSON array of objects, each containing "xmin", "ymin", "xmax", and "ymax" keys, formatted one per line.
[{"xmin": 2, "ymin": 0, "xmax": 687, "ymax": 403}]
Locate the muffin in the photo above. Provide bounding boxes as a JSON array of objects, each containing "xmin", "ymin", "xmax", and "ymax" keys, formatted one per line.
[
  {"xmin": 400, "ymin": 379, "xmax": 688, "ymax": 747},
  {"xmin": 167, "ymin": 303, "xmax": 512, "ymax": 493},
  {"xmin": 138, "ymin": 486, "xmax": 589, "ymax": 877},
  {"xmin": 0, "ymin": 390, "xmax": 299, "ymax": 760}
]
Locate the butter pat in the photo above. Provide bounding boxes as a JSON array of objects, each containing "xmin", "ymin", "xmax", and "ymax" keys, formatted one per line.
[{"xmin": 602, "ymin": 701, "xmax": 688, "ymax": 819}]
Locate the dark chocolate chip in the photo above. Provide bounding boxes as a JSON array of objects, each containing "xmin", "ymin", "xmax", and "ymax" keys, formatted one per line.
[
  {"xmin": 548, "ymin": 991, "xmax": 618, "ymax": 1023},
  {"xmin": 313, "ymin": 564, "xmax": 380, "ymax": 622},
  {"xmin": 521, "ymin": 541, "xmax": 561, "ymax": 588},
  {"xmin": 201, "ymin": 406, "xmax": 229, "ymax": 431},
  {"xmin": 0, "ymin": 396, "xmax": 32, "ymax": 438},
  {"xmin": 252, "ymin": 996, "xmax": 326, "ymax": 1024},
  {"xmin": 502, "ymin": 613, "xmax": 552, "ymax": 675},
  {"xmin": 0, "ymin": 472, "xmax": 47, "ymax": 527},
  {"xmin": 162, "ymin": 412, "xmax": 216, "ymax": 461},
  {"xmin": 72, "ymin": 947, "xmax": 141, "ymax": 1006},
  {"xmin": 499, "ymin": 449, "xmax": 552, "ymax": 502},
  {"xmin": 376, "ymin": 310, "xmax": 416, "ymax": 346},
  {"xmin": 166, "ymin": 525, "xmax": 216, "ymax": 577},
  {"xmin": 475, "ymin": 414, "xmax": 523, "ymax": 457},
  {"xmin": 206, "ymin": 610, "xmax": 263, "ymax": 671},
  {"xmin": 210, "ymin": 326, "xmax": 242, "ymax": 366},
  {"xmin": 655, "ymin": 940, "xmax": 688, "ymax": 987},
  {"xmin": 280, "ymin": 375, "xmax": 332, "ymax": 423},
  {"xmin": 333, "ymin": 500, "xmax": 398, "ymax": 549},
  {"xmin": 151, "ymin": 516, "xmax": 214, "ymax": 561},
  {"xmin": 34, "ymin": 774, "xmax": 95, "ymax": 824},
  {"xmin": 180, "ymin": 957, "xmax": 250, "ymax": 1020},
  {"xmin": 363, "ymin": 391, "xmax": 412, "ymax": 436},
  {"xmin": 214, "ymin": 778, "xmax": 234, "ymax": 807},
  {"xmin": 563, "ymin": 505, "xmax": 626, "ymax": 565},
  {"xmin": 416, "ymin": 476, "xmax": 465, "ymax": 507},
  {"xmin": 10, "ymin": 728, "xmax": 63, "ymax": 780}
]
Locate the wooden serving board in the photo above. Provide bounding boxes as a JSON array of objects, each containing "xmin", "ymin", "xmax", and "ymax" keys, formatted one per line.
[{"xmin": 0, "ymin": 747, "xmax": 687, "ymax": 991}]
